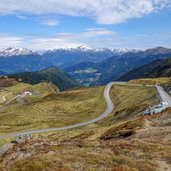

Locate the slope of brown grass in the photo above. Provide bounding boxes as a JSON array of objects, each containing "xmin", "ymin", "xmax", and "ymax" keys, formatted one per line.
[
  {"xmin": 1, "ymin": 84, "xmax": 169, "ymax": 171},
  {"xmin": 0, "ymin": 77, "xmax": 17, "ymax": 87},
  {"xmin": 129, "ymin": 77, "xmax": 171, "ymax": 85}
]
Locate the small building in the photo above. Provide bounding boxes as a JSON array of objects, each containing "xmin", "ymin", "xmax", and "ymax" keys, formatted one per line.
[
  {"xmin": 144, "ymin": 102, "xmax": 169, "ymax": 115},
  {"xmin": 22, "ymin": 90, "xmax": 33, "ymax": 96}
]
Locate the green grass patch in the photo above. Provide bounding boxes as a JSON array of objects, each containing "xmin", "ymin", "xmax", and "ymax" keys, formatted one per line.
[{"xmin": 0, "ymin": 86, "xmax": 106, "ymax": 134}]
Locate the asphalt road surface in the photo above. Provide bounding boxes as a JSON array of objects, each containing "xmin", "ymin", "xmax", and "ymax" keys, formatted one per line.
[
  {"xmin": 0, "ymin": 82, "xmax": 115, "ymax": 139},
  {"xmin": 156, "ymin": 85, "xmax": 171, "ymax": 106},
  {"xmin": 0, "ymin": 82, "xmax": 170, "ymax": 139}
]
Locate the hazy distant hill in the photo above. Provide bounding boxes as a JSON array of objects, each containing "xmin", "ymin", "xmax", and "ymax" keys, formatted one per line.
[
  {"xmin": 0, "ymin": 71, "xmax": 7, "ymax": 76},
  {"xmin": 9, "ymin": 67, "xmax": 81, "ymax": 91},
  {"xmin": 0, "ymin": 46, "xmax": 133, "ymax": 74},
  {"xmin": 42, "ymin": 46, "xmax": 133, "ymax": 69},
  {"xmin": 0, "ymin": 47, "xmax": 52, "ymax": 73},
  {"xmin": 64, "ymin": 47, "xmax": 171, "ymax": 85},
  {"xmin": 1, "ymin": 46, "xmax": 171, "ymax": 86},
  {"xmin": 117, "ymin": 58, "xmax": 171, "ymax": 81}
]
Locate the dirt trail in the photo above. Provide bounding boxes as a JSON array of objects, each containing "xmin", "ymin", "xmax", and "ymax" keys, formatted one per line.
[{"xmin": 0, "ymin": 93, "xmax": 12, "ymax": 104}]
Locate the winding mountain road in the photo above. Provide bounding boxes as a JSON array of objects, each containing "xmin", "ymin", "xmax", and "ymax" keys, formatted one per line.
[
  {"xmin": 0, "ymin": 82, "xmax": 171, "ymax": 139},
  {"xmin": 156, "ymin": 85, "xmax": 171, "ymax": 106},
  {"xmin": 0, "ymin": 82, "xmax": 115, "ymax": 139}
]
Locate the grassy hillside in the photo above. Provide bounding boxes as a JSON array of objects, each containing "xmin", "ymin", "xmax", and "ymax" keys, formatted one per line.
[
  {"xmin": 9, "ymin": 67, "xmax": 81, "ymax": 91},
  {"xmin": 0, "ymin": 85, "xmax": 106, "ymax": 134},
  {"xmin": 0, "ymin": 83, "xmax": 166, "ymax": 171},
  {"xmin": 118, "ymin": 58, "xmax": 171, "ymax": 81},
  {"xmin": 99, "ymin": 84, "xmax": 158, "ymax": 126},
  {"xmin": 128, "ymin": 77, "xmax": 171, "ymax": 85},
  {"xmin": 0, "ymin": 82, "xmax": 58, "ymax": 108}
]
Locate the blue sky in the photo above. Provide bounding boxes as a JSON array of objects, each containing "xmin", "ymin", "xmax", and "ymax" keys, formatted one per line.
[{"xmin": 0, "ymin": 0, "xmax": 171, "ymax": 50}]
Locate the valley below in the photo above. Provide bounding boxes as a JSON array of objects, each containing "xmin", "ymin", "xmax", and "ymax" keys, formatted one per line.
[{"xmin": 0, "ymin": 78, "xmax": 171, "ymax": 170}]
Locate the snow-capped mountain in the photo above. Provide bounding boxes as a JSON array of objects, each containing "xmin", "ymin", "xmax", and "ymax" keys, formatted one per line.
[
  {"xmin": 0, "ymin": 47, "xmax": 52, "ymax": 74},
  {"xmin": 0, "ymin": 45, "xmax": 171, "ymax": 87},
  {"xmin": 1, "ymin": 46, "xmax": 140, "ymax": 57},
  {"xmin": 41, "ymin": 46, "xmax": 140, "ymax": 69},
  {"xmin": 42, "ymin": 45, "xmax": 138, "ymax": 54},
  {"xmin": 35, "ymin": 49, "xmax": 48, "ymax": 55},
  {"xmin": 74, "ymin": 45, "xmax": 93, "ymax": 51},
  {"xmin": 64, "ymin": 46, "xmax": 171, "ymax": 86},
  {"xmin": 0, "ymin": 47, "xmax": 36, "ymax": 57},
  {"xmin": 42, "ymin": 46, "xmax": 122, "ymax": 69},
  {"xmin": 74, "ymin": 46, "xmax": 136, "ymax": 53},
  {"xmin": 109, "ymin": 48, "xmax": 140, "ymax": 53}
]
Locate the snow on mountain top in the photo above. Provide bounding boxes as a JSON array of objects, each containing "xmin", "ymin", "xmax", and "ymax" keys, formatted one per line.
[
  {"xmin": 77, "ymin": 45, "xmax": 94, "ymax": 51},
  {"xmin": 43, "ymin": 46, "xmax": 138, "ymax": 54},
  {"xmin": 0, "ymin": 46, "xmax": 140, "ymax": 56},
  {"xmin": 0, "ymin": 47, "xmax": 35, "ymax": 57},
  {"xmin": 110, "ymin": 48, "xmax": 138, "ymax": 53}
]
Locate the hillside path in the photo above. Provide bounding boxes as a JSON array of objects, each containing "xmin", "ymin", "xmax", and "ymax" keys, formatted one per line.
[{"xmin": 0, "ymin": 82, "xmax": 169, "ymax": 139}]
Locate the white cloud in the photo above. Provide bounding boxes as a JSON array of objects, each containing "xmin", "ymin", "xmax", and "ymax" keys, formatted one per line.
[
  {"xmin": 28, "ymin": 28, "xmax": 114, "ymax": 49},
  {"xmin": 61, "ymin": 28, "xmax": 114, "ymax": 39},
  {"xmin": 39, "ymin": 18, "xmax": 60, "ymax": 26},
  {"xmin": 0, "ymin": 28, "xmax": 114, "ymax": 50},
  {"xmin": 16, "ymin": 15, "xmax": 27, "ymax": 20},
  {"xmin": 29, "ymin": 38, "xmax": 80, "ymax": 49},
  {"xmin": 0, "ymin": 0, "xmax": 170, "ymax": 24},
  {"xmin": 0, "ymin": 30, "xmax": 171, "ymax": 50},
  {"xmin": 0, "ymin": 35, "xmax": 23, "ymax": 47}
]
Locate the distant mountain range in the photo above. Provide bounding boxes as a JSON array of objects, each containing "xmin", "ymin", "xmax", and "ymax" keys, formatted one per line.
[
  {"xmin": 0, "ymin": 47, "xmax": 51, "ymax": 74},
  {"xmin": 42, "ymin": 46, "xmax": 136, "ymax": 69},
  {"xmin": 0, "ymin": 46, "xmax": 171, "ymax": 86},
  {"xmin": 0, "ymin": 46, "xmax": 135, "ymax": 74},
  {"xmin": 117, "ymin": 58, "xmax": 171, "ymax": 81},
  {"xmin": 0, "ymin": 71, "xmax": 7, "ymax": 76},
  {"xmin": 0, "ymin": 47, "xmax": 34, "ymax": 56},
  {"xmin": 64, "ymin": 47, "xmax": 171, "ymax": 85},
  {"xmin": 8, "ymin": 67, "xmax": 81, "ymax": 91}
]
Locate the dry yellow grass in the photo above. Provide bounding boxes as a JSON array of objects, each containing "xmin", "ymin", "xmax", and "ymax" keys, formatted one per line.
[
  {"xmin": 1, "ymin": 84, "xmax": 169, "ymax": 171},
  {"xmin": 129, "ymin": 77, "xmax": 171, "ymax": 85},
  {"xmin": 0, "ymin": 86, "xmax": 106, "ymax": 134},
  {"xmin": 97, "ymin": 84, "xmax": 158, "ymax": 127},
  {"xmin": 0, "ymin": 82, "xmax": 58, "ymax": 105}
]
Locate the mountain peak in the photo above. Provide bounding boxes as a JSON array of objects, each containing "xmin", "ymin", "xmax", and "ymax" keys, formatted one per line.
[
  {"xmin": 145, "ymin": 46, "xmax": 171, "ymax": 55},
  {"xmin": 0, "ymin": 47, "xmax": 35, "ymax": 57},
  {"xmin": 43, "ymin": 46, "xmax": 138, "ymax": 54},
  {"xmin": 76, "ymin": 45, "xmax": 93, "ymax": 51}
]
